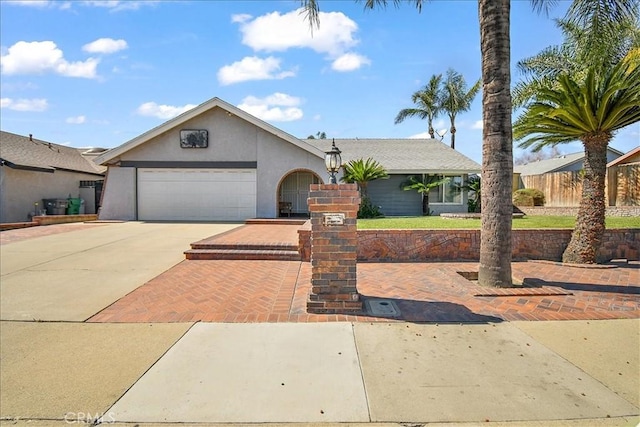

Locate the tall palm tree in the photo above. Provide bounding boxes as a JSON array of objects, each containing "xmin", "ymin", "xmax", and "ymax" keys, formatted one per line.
[
  {"xmin": 300, "ymin": 0, "xmax": 515, "ymax": 287},
  {"xmin": 341, "ymin": 158, "xmax": 389, "ymax": 198},
  {"xmin": 440, "ymin": 68, "xmax": 481, "ymax": 150},
  {"xmin": 514, "ymin": 60, "xmax": 640, "ymax": 264},
  {"xmin": 394, "ymin": 74, "xmax": 442, "ymax": 139}
]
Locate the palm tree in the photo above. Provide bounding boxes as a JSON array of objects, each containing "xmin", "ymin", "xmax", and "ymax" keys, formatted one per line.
[
  {"xmin": 341, "ymin": 158, "xmax": 389, "ymax": 198},
  {"xmin": 440, "ymin": 68, "xmax": 481, "ymax": 150},
  {"xmin": 401, "ymin": 175, "xmax": 449, "ymax": 216},
  {"xmin": 394, "ymin": 74, "xmax": 442, "ymax": 139},
  {"xmin": 463, "ymin": 174, "xmax": 482, "ymax": 213},
  {"xmin": 300, "ymin": 0, "xmax": 515, "ymax": 287},
  {"xmin": 514, "ymin": 60, "xmax": 640, "ymax": 264}
]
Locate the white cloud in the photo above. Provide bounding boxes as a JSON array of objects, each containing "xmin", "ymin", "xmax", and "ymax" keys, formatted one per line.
[
  {"xmin": 408, "ymin": 131, "xmax": 430, "ymax": 139},
  {"xmin": 217, "ymin": 56, "xmax": 295, "ymax": 85},
  {"xmin": 135, "ymin": 101, "xmax": 197, "ymax": 120},
  {"xmin": 237, "ymin": 8, "xmax": 359, "ymax": 56},
  {"xmin": 471, "ymin": 120, "xmax": 483, "ymax": 130},
  {"xmin": 66, "ymin": 115, "xmax": 86, "ymax": 124},
  {"xmin": 83, "ymin": 38, "xmax": 128, "ymax": 54},
  {"xmin": 331, "ymin": 52, "xmax": 370, "ymax": 72},
  {"xmin": 1, "ymin": 97, "xmax": 48, "ymax": 112},
  {"xmin": 4, "ymin": 1, "xmax": 51, "ymax": 7},
  {"xmin": 0, "ymin": 41, "xmax": 99, "ymax": 78},
  {"xmin": 231, "ymin": 13, "xmax": 252, "ymax": 23},
  {"xmin": 81, "ymin": 1, "xmax": 158, "ymax": 12},
  {"xmin": 237, "ymin": 93, "xmax": 303, "ymax": 122}
]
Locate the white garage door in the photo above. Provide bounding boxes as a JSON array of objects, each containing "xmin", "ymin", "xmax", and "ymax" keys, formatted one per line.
[{"xmin": 137, "ymin": 168, "xmax": 256, "ymax": 221}]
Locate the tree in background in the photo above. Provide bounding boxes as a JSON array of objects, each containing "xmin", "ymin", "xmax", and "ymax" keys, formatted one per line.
[
  {"xmin": 307, "ymin": 131, "xmax": 327, "ymax": 139},
  {"xmin": 401, "ymin": 175, "xmax": 449, "ymax": 216},
  {"xmin": 394, "ymin": 74, "xmax": 442, "ymax": 139},
  {"xmin": 440, "ymin": 68, "xmax": 481, "ymax": 150},
  {"xmin": 463, "ymin": 174, "xmax": 482, "ymax": 213}
]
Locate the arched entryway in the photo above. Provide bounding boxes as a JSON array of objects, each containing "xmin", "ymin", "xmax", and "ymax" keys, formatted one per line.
[{"xmin": 277, "ymin": 170, "xmax": 323, "ymax": 217}]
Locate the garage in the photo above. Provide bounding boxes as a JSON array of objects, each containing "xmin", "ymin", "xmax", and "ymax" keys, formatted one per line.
[{"xmin": 137, "ymin": 168, "xmax": 256, "ymax": 221}]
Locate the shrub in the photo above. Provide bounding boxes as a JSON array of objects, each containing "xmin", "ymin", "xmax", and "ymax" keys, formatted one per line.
[
  {"xmin": 358, "ymin": 196, "xmax": 384, "ymax": 218},
  {"xmin": 513, "ymin": 188, "xmax": 545, "ymax": 206}
]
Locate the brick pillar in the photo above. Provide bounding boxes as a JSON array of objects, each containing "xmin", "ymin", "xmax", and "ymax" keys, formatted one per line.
[{"xmin": 307, "ymin": 183, "xmax": 362, "ymax": 314}]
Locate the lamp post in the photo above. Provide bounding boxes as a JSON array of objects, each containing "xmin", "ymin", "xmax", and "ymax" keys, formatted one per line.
[{"xmin": 324, "ymin": 138, "xmax": 342, "ymax": 184}]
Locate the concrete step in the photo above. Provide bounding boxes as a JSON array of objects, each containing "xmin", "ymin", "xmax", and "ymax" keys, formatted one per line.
[
  {"xmin": 184, "ymin": 248, "xmax": 301, "ymax": 261},
  {"xmin": 245, "ymin": 218, "xmax": 308, "ymax": 225}
]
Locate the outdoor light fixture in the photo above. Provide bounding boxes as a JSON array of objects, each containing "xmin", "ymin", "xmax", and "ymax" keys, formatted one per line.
[{"xmin": 325, "ymin": 138, "xmax": 342, "ymax": 184}]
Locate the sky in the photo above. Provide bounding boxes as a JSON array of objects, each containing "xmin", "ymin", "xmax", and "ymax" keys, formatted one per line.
[{"xmin": 1, "ymin": 0, "xmax": 638, "ymax": 165}]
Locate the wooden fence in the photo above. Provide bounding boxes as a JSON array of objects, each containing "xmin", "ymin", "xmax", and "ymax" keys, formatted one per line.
[{"xmin": 519, "ymin": 162, "xmax": 639, "ymax": 207}]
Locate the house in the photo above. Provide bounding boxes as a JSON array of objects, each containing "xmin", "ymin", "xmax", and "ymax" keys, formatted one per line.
[
  {"xmin": 95, "ymin": 97, "xmax": 481, "ymax": 221},
  {"xmin": 514, "ymin": 148, "xmax": 624, "ymax": 176},
  {"xmin": 305, "ymin": 138, "xmax": 481, "ymax": 216},
  {"xmin": 514, "ymin": 147, "xmax": 627, "ymax": 207},
  {"xmin": 0, "ymin": 131, "xmax": 106, "ymax": 223}
]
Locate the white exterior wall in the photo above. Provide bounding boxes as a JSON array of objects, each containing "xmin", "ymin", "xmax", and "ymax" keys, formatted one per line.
[
  {"xmin": 0, "ymin": 166, "xmax": 102, "ymax": 223},
  {"xmin": 98, "ymin": 167, "xmax": 136, "ymax": 220}
]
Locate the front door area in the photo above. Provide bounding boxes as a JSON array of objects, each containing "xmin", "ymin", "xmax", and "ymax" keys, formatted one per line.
[{"xmin": 278, "ymin": 170, "xmax": 322, "ymax": 217}]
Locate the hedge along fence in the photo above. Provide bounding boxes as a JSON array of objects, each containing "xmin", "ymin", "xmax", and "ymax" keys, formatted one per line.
[{"xmin": 298, "ymin": 227, "xmax": 639, "ymax": 263}]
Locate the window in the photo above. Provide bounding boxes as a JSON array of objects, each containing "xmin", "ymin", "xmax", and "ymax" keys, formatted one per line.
[{"xmin": 429, "ymin": 175, "xmax": 463, "ymax": 204}]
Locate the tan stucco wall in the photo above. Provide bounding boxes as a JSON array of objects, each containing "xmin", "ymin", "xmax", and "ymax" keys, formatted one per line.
[
  {"xmin": 0, "ymin": 166, "xmax": 102, "ymax": 223},
  {"xmin": 102, "ymin": 106, "xmax": 327, "ymax": 220}
]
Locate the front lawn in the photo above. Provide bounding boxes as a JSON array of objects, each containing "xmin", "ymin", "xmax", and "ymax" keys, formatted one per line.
[{"xmin": 357, "ymin": 215, "xmax": 640, "ymax": 229}]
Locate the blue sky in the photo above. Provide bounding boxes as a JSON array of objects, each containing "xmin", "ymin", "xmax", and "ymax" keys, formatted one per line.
[{"xmin": 1, "ymin": 0, "xmax": 638, "ymax": 164}]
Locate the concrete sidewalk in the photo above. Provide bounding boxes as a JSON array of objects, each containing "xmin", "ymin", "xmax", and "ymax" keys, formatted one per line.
[{"xmin": 1, "ymin": 320, "xmax": 638, "ymax": 425}]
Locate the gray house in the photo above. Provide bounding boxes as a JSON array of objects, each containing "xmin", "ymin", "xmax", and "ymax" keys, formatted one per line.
[
  {"xmin": 0, "ymin": 131, "xmax": 106, "ymax": 223},
  {"xmin": 514, "ymin": 148, "xmax": 623, "ymax": 176},
  {"xmin": 95, "ymin": 97, "xmax": 481, "ymax": 221}
]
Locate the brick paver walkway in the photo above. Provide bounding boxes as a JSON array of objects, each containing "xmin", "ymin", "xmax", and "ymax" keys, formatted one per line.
[{"xmin": 88, "ymin": 259, "xmax": 639, "ymax": 323}]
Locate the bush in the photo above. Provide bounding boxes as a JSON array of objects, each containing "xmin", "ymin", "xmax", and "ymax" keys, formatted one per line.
[
  {"xmin": 513, "ymin": 188, "xmax": 545, "ymax": 206},
  {"xmin": 358, "ymin": 196, "xmax": 384, "ymax": 218}
]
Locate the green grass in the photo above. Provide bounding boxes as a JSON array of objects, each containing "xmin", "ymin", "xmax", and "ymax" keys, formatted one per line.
[{"xmin": 357, "ymin": 215, "xmax": 640, "ymax": 229}]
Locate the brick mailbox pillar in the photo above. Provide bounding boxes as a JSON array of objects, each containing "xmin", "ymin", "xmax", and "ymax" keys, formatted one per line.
[{"xmin": 307, "ymin": 183, "xmax": 362, "ymax": 314}]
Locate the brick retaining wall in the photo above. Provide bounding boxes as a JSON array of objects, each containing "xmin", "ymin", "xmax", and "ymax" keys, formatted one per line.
[
  {"xmin": 300, "ymin": 225, "xmax": 639, "ymax": 262},
  {"xmin": 357, "ymin": 229, "xmax": 639, "ymax": 262}
]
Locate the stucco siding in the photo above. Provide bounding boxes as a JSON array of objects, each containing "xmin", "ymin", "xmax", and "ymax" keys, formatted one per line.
[
  {"xmin": 256, "ymin": 131, "xmax": 326, "ymax": 218},
  {"xmin": 0, "ymin": 167, "xmax": 101, "ymax": 223},
  {"xmin": 98, "ymin": 167, "xmax": 136, "ymax": 220},
  {"xmin": 121, "ymin": 108, "xmax": 258, "ymax": 162}
]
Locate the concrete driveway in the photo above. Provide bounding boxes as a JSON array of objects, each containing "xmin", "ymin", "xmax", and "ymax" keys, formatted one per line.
[{"xmin": 0, "ymin": 222, "xmax": 239, "ymax": 321}]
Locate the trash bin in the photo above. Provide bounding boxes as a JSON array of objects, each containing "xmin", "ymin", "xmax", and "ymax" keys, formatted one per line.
[
  {"xmin": 43, "ymin": 199, "xmax": 68, "ymax": 215},
  {"xmin": 67, "ymin": 198, "xmax": 82, "ymax": 215}
]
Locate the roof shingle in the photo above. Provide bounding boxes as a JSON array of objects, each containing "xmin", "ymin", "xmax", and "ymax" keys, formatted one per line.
[{"xmin": 0, "ymin": 131, "xmax": 105, "ymax": 175}]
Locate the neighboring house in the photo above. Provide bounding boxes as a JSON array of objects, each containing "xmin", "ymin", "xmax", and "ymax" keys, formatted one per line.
[
  {"xmin": 0, "ymin": 131, "xmax": 106, "ymax": 223},
  {"xmin": 514, "ymin": 147, "xmax": 626, "ymax": 207},
  {"xmin": 305, "ymin": 138, "xmax": 481, "ymax": 216},
  {"xmin": 514, "ymin": 148, "xmax": 623, "ymax": 176},
  {"xmin": 95, "ymin": 97, "xmax": 481, "ymax": 221}
]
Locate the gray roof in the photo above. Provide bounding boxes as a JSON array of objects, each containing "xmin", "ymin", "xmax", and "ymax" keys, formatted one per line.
[
  {"xmin": 513, "ymin": 152, "xmax": 585, "ymax": 175},
  {"xmin": 305, "ymin": 138, "xmax": 481, "ymax": 174},
  {"xmin": 0, "ymin": 131, "xmax": 106, "ymax": 175}
]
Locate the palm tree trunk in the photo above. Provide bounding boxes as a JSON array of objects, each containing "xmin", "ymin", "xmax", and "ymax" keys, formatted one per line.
[
  {"xmin": 562, "ymin": 138, "xmax": 608, "ymax": 264},
  {"xmin": 450, "ymin": 125, "xmax": 456, "ymax": 149},
  {"xmin": 422, "ymin": 193, "xmax": 429, "ymax": 216},
  {"xmin": 478, "ymin": 0, "xmax": 513, "ymax": 288}
]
